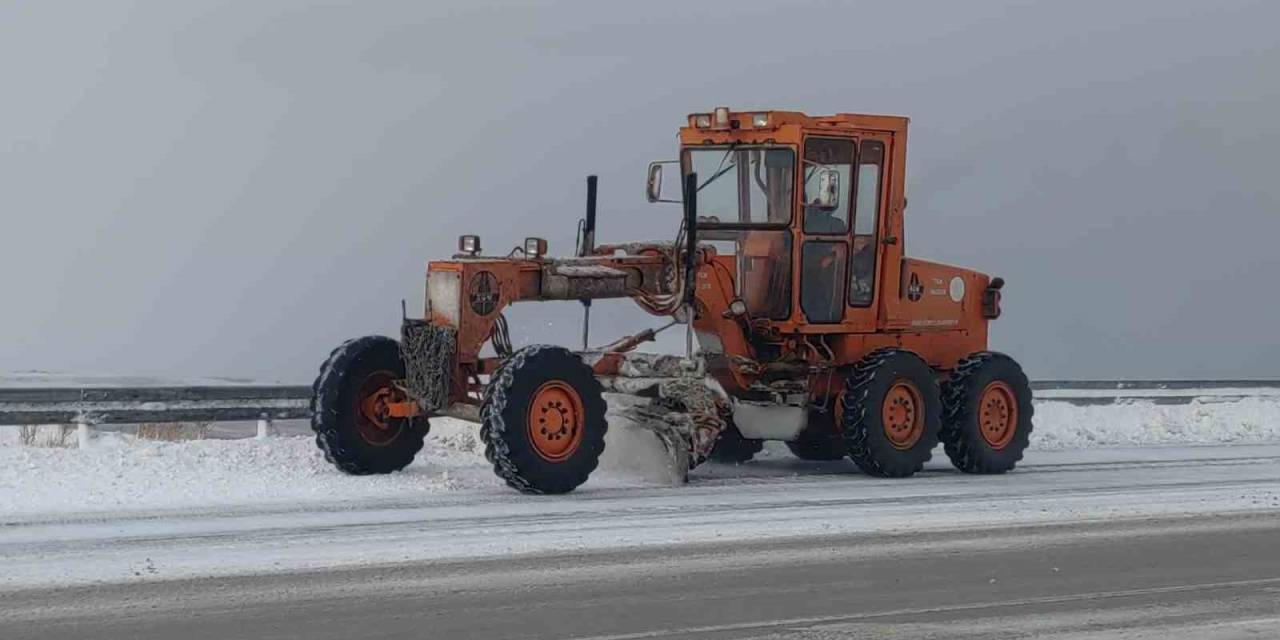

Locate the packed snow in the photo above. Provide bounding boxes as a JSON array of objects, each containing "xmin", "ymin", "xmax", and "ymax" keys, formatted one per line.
[
  {"xmin": 0, "ymin": 419, "xmax": 493, "ymax": 517},
  {"xmin": 1032, "ymin": 398, "xmax": 1280, "ymax": 448},
  {"xmin": 2, "ymin": 398, "xmax": 1280, "ymax": 518},
  {"xmin": 0, "ymin": 417, "xmax": 682, "ymax": 517},
  {"xmin": 4, "ymin": 443, "xmax": 1279, "ymax": 591}
]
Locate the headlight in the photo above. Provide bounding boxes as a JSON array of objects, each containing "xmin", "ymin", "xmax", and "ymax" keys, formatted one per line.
[
  {"xmin": 692, "ymin": 114, "xmax": 711, "ymax": 128},
  {"xmin": 524, "ymin": 237, "xmax": 547, "ymax": 258},
  {"xmin": 458, "ymin": 234, "xmax": 481, "ymax": 256},
  {"xmin": 751, "ymin": 113, "xmax": 769, "ymax": 128}
]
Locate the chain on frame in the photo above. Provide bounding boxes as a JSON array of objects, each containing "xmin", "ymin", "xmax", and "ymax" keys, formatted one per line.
[{"xmin": 400, "ymin": 320, "xmax": 456, "ymax": 413}]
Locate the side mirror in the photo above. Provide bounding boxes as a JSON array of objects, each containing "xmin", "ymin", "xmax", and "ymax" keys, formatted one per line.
[
  {"xmin": 815, "ymin": 168, "xmax": 840, "ymax": 210},
  {"xmin": 646, "ymin": 163, "xmax": 663, "ymax": 203},
  {"xmin": 646, "ymin": 161, "xmax": 682, "ymax": 203}
]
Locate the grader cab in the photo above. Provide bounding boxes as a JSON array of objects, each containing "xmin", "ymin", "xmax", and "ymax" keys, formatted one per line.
[{"xmin": 310, "ymin": 108, "xmax": 1032, "ymax": 494}]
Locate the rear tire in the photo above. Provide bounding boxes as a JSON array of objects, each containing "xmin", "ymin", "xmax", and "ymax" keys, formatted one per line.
[
  {"xmin": 839, "ymin": 349, "xmax": 942, "ymax": 478},
  {"xmin": 707, "ymin": 422, "xmax": 764, "ymax": 464},
  {"xmin": 311, "ymin": 336, "xmax": 429, "ymax": 475},
  {"xmin": 940, "ymin": 352, "xmax": 1034, "ymax": 474},
  {"xmin": 480, "ymin": 345, "xmax": 608, "ymax": 494},
  {"xmin": 786, "ymin": 409, "xmax": 847, "ymax": 461}
]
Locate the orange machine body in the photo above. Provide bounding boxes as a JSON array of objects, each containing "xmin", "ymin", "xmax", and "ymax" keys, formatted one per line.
[{"xmin": 423, "ymin": 109, "xmax": 1000, "ymax": 405}]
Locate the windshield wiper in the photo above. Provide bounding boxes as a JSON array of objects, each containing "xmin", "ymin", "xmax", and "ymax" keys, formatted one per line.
[{"xmin": 697, "ymin": 143, "xmax": 739, "ymax": 192}]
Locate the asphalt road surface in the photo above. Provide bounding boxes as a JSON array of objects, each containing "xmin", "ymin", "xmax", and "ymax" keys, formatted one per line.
[
  {"xmin": 3, "ymin": 514, "xmax": 1279, "ymax": 639},
  {"xmin": 3, "ymin": 444, "xmax": 1279, "ymax": 639}
]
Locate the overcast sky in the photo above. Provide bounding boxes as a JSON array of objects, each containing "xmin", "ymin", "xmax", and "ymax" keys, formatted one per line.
[{"xmin": 1, "ymin": 0, "xmax": 1277, "ymax": 382}]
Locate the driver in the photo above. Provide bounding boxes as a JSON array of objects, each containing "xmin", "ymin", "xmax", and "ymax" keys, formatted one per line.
[
  {"xmin": 804, "ymin": 200, "xmax": 846, "ymax": 234},
  {"xmin": 800, "ymin": 199, "xmax": 846, "ymax": 322}
]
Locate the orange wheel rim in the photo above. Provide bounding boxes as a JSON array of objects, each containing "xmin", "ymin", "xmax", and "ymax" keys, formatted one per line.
[
  {"xmin": 527, "ymin": 381, "xmax": 585, "ymax": 462},
  {"xmin": 882, "ymin": 380, "xmax": 925, "ymax": 450},
  {"xmin": 978, "ymin": 381, "xmax": 1018, "ymax": 449},
  {"xmin": 354, "ymin": 370, "xmax": 403, "ymax": 446}
]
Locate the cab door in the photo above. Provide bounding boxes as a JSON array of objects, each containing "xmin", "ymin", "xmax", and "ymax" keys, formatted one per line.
[
  {"xmin": 796, "ymin": 134, "xmax": 890, "ymax": 332},
  {"xmin": 797, "ymin": 136, "xmax": 854, "ymax": 325},
  {"xmin": 845, "ymin": 135, "xmax": 889, "ymax": 332}
]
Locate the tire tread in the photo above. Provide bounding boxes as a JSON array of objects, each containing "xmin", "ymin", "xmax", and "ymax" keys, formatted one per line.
[
  {"xmin": 940, "ymin": 351, "xmax": 1034, "ymax": 474},
  {"xmin": 311, "ymin": 336, "xmax": 427, "ymax": 475}
]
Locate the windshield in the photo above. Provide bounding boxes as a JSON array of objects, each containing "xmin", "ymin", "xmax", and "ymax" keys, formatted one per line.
[{"xmin": 682, "ymin": 146, "xmax": 795, "ymax": 226}]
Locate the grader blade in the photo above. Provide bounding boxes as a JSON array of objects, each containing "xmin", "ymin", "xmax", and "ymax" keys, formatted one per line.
[
  {"xmin": 602, "ymin": 393, "xmax": 692, "ymax": 486},
  {"xmin": 592, "ymin": 351, "xmax": 730, "ymax": 484}
]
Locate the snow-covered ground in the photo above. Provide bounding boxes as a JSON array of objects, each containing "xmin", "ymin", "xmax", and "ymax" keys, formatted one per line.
[
  {"xmin": 2, "ymin": 397, "xmax": 1280, "ymax": 518},
  {"xmin": 1032, "ymin": 397, "xmax": 1280, "ymax": 447},
  {"xmin": 2, "ymin": 396, "xmax": 1279, "ymax": 592},
  {"xmin": 0, "ymin": 422, "xmax": 496, "ymax": 517},
  {"xmin": 2, "ymin": 442, "xmax": 1278, "ymax": 591}
]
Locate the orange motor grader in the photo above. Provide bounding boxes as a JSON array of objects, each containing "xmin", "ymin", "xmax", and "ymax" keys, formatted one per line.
[{"xmin": 310, "ymin": 108, "xmax": 1032, "ymax": 494}]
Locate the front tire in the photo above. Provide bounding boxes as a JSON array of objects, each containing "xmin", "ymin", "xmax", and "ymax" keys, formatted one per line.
[
  {"xmin": 839, "ymin": 349, "xmax": 942, "ymax": 478},
  {"xmin": 940, "ymin": 352, "xmax": 1034, "ymax": 474},
  {"xmin": 311, "ymin": 336, "xmax": 429, "ymax": 475},
  {"xmin": 480, "ymin": 345, "xmax": 608, "ymax": 494}
]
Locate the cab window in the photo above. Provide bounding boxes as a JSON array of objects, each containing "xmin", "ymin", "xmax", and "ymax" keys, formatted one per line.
[
  {"xmin": 683, "ymin": 146, "xmax": 796, "ymax": 320},
  {"xmin": 849, "ymin": 140, "xmax": 884, "ymax": 307},
  {"xmin": 802, "ymin": 138, "xmax": 853, "ymax": 234}
]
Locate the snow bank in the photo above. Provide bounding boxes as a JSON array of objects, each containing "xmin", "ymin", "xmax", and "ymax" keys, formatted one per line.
[
  {"xmin": 1032, "ymin": 398, "xmax": 1280, "ymax": 449},
  {"xmin": 3, "ymin": 399, "xmax": 1279, "ymax": 518},
  {"xmin": 0, "ymin": 415, "xmax": 672, "ymax": 517},
  {"xmin": 0, "ymin": 419, "xmax": 498, "ymax": 517}
]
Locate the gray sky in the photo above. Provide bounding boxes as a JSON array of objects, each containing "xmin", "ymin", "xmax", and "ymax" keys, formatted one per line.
[{"xmin": 2, "ymin": 0, "xmax": 1277, "ymax": 382}]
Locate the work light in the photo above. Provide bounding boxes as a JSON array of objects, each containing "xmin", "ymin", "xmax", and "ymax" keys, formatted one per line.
[
  {"xmin": 713, "ymin": 106, "xmax": 730, "ymax": 129},
  {"xmin": 524, "ymin": 237, "xmax": 548, "ymax": 258}
]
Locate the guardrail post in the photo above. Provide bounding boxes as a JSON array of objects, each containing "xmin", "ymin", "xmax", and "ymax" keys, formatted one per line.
[
  {"xmin": 256, "ymin": 415, "xmax": 276, "ymax": 439},
  {"xmin": 76, "ymin": 421, "xmax": 94, "ymax": 449}
]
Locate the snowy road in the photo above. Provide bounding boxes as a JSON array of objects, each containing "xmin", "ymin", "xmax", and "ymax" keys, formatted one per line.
[
  {"xmin": 2, "ymin": 443, "xmax": 1279, "ymax": 591},
  {"xmin": 4, "ymin": 513, "xmax": 1280, "ymax": 639},
  {"xmin": 2, "ymin": 442, "xmax": 1280, "ymax": 638},
  {"xmin": 3, "ymin": 397, "xmax": 1280, "ymax": 638}
]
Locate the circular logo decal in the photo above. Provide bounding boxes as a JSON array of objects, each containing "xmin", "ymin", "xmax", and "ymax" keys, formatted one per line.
[
  {"xmin": 469, "ymin": 271, "xmax": 500, "ymax": 315},
  {"xmin": 949, "ymin": 276, "xmax": 966, "ymax": 303}
]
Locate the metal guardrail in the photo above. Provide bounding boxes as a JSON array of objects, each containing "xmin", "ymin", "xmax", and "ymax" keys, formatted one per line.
[
  {"xmin": 1031, "ymin": 380, "xmax": 1280, "ymax": 391},
  {"xmin": 1030, "ymin": 380, "xmax": 1280, "ymax": 406},
  {"xmin": 0, "ymin": 386, "xmax": 311, "ymax": 426},
  {"xmin": 2, "ymin": 380, "xmax": 1279, "ymax": 428}
]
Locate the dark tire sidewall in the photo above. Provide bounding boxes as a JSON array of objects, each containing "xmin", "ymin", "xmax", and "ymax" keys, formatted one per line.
[
  {"xmin": 841, "ymin": 350, "xmax": 942, "ymax": 477},
  {"xmin": 708, "ymin": 422, "xmax": 764, "ymax": 463},
  {"xmin": 786, "ymin": 409, "xmax": 847, "ymax": 461},
  {"xmin": 481, "ymin": 346, "xmax": 607, "ymax": 494},
  {"xmin": 942, "ymin": 352, "xmax": 1034, "ymax": 473},
  {"xmin": 312, "ymin": 336, "xmax": 428, "ymax": 475}
]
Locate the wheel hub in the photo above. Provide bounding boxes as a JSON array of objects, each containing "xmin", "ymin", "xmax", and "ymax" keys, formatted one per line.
[
  {"xmin": 978, "ymin": 381, "xmax": 1018, "ymax": 449},
  {"xmin": 354, "ymin": 370, "xmax": 404, "ymax": 446},
  {"xmin": 527, "ymin": 381, "xmax": 585, "ymax": 462},
  {"xmin": 882, "ymin": 381, "xmax": 925, "ymax": 450},
  {"xmin": 360, "ymin": 387, "xmax": 394, "ymax": 429}
]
